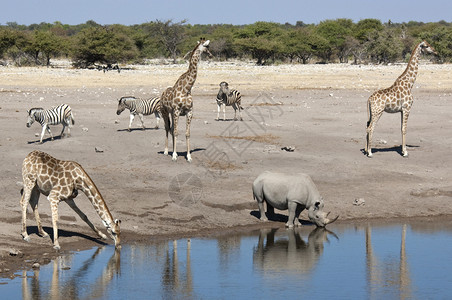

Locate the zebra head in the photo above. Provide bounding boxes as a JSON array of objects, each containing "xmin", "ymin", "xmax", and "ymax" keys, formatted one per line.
[
  {"xmin": 26, "ymin": 108, "xmax": 43, "ymax": 127},
  {"xmin": 219, "ymin": 81, "xmax": 229, "ymax": 96},
  {"xmin": 116, "ymin": 97, "xmax": 133, "ymax": 115}
]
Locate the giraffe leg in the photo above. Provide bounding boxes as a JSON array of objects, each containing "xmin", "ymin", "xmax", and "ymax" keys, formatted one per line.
[
  {"xmin": 138, "ymin": 113, "xmax": 145, "ymax": 130},
  {"xmin": 29, "ymin": 185, "xmax": 48, "ymax": 237},
  {"xmin": 20, "ymin": 183, "xmax": 34, "ymax": 242},
  {"xmin": 48, "ymin": 192, "xmax": 61, "ymax": 250},
  {"xmin": 128, "ymin": 113, "xmax": 135, "ymax": 131},
  {"xmin": 65, "ymin": 198, "xmax": 107, "ymax": 240},
  {"xmin": 366, "ymin": 111, "xmax": 383, "ymax": 157},
  {"xmin": 186, "ymin": 110, "xmax": 193, "ymax": 162},
  {"xmin": 171, "ymin": 111, "xmax": 180, "ymax": 161},
  {"xmin": 163, "ymin": 113, "xmax": 171, "ymax": 155},
  {"xmin": 401, "ymin": 110, "xmax": 410, "ymax": 157}
]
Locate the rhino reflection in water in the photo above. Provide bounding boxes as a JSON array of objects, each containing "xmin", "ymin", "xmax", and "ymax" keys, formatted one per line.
[{"xmin": 253, "ymin": 227, "xmax": 337, "ymax": 275}]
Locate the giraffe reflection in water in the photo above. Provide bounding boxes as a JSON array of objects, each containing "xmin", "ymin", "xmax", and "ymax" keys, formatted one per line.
[
  {"xmin": 162, "ymin": 239, "xmax": 193, "ymax": 299},
  {"xmin": 21, "ymin": 246, "xmax": 120, "ymax": 300},
  {"xmin": 365, "ymin": 224, "xmax": 412, "ymax": 300}
]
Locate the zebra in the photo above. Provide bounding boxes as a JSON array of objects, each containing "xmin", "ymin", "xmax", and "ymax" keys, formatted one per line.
[
  {"xmin": 216, "ymin": 81, "xmax": 243, "ymax": 121},
  {"xmin": 116, "ymin": 96, "xmax": 161, "ymax": 131},
  {"xmin": 27, "ymin": 104, "xmax": 75, "ymax": 144}
]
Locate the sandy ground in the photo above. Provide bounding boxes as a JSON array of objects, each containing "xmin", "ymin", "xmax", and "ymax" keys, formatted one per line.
[{"xmin": 1, "ymin": 60, "xmax": 452, "ymax": 278}]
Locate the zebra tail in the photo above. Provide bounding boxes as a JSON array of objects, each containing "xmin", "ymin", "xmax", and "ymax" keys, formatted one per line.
[{"xmin": 71, "ymin": 112, "xmax": 75, "ymax": 125}]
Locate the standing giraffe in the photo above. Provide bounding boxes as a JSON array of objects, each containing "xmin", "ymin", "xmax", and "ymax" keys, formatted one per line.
[
  {"xmin": 365, "ymin": 40, "xmax": 437, "ymax": 157},
  {"xmin": 20, "ymin": 150, "xmax": 121, "ymax": 250},
  {"xmin": 160, "ymin": 38, "xmax": 212, "ymax": 162}
]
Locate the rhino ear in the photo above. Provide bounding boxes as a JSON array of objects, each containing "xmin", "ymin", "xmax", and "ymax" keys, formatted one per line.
[{"xmin": 314, "ymin": 201, "xmax": 321, "ymax": 210}]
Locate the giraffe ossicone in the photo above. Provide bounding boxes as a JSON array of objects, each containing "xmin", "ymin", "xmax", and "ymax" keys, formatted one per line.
[
  {"xmin": 365, "ymin": 40, "xmax": 437, "ymax": 158},
  {"xmin": 20, "ymin": 150, "xmax": 121, "ymax": 250}
]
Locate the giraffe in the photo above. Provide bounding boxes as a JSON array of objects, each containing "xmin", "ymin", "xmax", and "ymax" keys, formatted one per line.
[
  {"xmin": 160, "ymin": 38, "xmax": 212, "ymax": 162},
  {"xmin": 365, "ymin": 40, "xmax": 437, "ymax": 157},
  {"xmin": 20, "ymin": 150, "xmax": 121, "ymax": 250}
]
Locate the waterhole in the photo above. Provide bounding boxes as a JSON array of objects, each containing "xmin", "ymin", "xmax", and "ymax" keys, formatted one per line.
[{"xmin": 2, "ymin": 219, "xmax": 452, "ymax": 299}]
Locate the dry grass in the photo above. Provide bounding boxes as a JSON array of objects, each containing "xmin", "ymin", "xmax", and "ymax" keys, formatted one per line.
[
  {"xmin": 248, "ymin": 102, "xmax": 283, "ymax": 107},
  {"xmin": 207, "ymin": 133, "xmax": 280, "ymax": 145},
  {"xmin": 207, "ymin": 160, "xmax": 242, "ymax": 171}
]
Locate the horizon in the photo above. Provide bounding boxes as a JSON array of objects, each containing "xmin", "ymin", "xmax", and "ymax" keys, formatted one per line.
[{"xmin": 1, "ymin": 0, "xmax": 451, "ymax": 27}]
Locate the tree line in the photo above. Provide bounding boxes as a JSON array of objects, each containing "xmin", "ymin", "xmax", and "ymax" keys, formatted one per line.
[{"xmin": 0, "ymin": 19, "xmax": 450, "ymax": 67}]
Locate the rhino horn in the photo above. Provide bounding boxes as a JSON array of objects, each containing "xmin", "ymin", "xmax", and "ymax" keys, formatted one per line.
[{"xmin": 324, "ymin": 212, "xmax": 339, "ymax": 225}]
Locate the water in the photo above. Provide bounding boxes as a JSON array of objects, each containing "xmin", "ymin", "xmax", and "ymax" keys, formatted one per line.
[{"xmin": 2, "ymin": 220, "xmax": 452, "ymax": 299}]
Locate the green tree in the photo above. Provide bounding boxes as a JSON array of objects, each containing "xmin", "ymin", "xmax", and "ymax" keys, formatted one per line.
[
  {"xmin": 72, "ymin": 26, "xmax": 138, "ymax": 68},
  {"xmin": 235, "ymin": 22, "xmax": 284, "ymax": 65},
  {"xmin": 366, "ymin": 26, "xmax": 404, "ymax": 64},
  {"xmin": 32, "ymin": 30, "xmax": 64, "ymax": 66},
  {"xmin": 315, "ymin": 19, "xmax": 353, "ymax": 62},
  {"xmin": 154, "ymin": 19, "xmax": 187, "ymax": 63},
  {"xmin": 420, "ymin": 26, "xmax": 452, "ymax": 62}
]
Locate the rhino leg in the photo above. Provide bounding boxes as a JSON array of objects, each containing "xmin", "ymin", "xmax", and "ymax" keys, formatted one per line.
[
  {"xmin": 286, "ymin": 202, "xmax": 298, "ymax": 228},
  {"xmin": 266, "ymin": 202, "xmax": 275, "ymax": 219},
  {"xmin": 294, "ymin": 205, "xmax": 304, "ymax": 227},
  {"xmin": 255, "ymin": 194, "xmax": 268, "ymax": 221}
]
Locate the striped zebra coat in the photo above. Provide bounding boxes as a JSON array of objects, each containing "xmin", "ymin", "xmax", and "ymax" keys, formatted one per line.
[
  {"xmin": 216, "ymin": 81, "xmax": 243, "ymax": 121},
  {"xmin": 27, "ymin": 104, "xmax": 75, "ymax": 144},
  {"xmin": 116, "ymin": 96, "xmax": 161, "ymax": 131}
]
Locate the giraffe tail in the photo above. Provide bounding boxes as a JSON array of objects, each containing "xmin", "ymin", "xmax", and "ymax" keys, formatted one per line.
[{"xmin": 366, "ymin": 98, "xmax": 371, "ymax": 128}]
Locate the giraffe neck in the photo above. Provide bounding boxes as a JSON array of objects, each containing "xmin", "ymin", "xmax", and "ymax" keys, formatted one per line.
[
  {"xmin": 175, "ymin": 48, "xmax": 201, "ymax": 94},
  {"xmin": 77, "ymin": 167, "xmax": 115, "ymax": 228},
  {"xmin": 395, "ymin": 43, "xmax": 422, "ymax": 90}
]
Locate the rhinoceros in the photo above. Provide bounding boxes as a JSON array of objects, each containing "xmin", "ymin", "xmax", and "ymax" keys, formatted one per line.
[{"xmin": 252, "ymin": 171, "xmax": 338, "ymax": 227}]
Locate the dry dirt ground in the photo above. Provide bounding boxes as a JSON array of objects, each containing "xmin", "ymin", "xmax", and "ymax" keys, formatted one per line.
[{"xmin": 1, "ymin": 60, "xmax": 452, "ymax": 278}]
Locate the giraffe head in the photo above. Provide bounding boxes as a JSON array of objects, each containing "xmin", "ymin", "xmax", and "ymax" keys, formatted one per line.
[
  {"xmin": 419, "ymin": 40, "xmax": 438, "ymax": 56},
  {"xmin": 106, "ymin": 218, "xmax": 121, "ymax": 248},
  {"xmin": 195, "ymin": 38, "xmax": 213, "ymax": 58},
  {"xmin": 219, "ymin": 81, "xmax": 229, "ymax": 95},
  {"xmin": 116, "ymin": 96, "xmax": 135, "ymax": 115},
  {"xmin": 26, "ymin": 108, "xmax": 43, "ymax": 127}
]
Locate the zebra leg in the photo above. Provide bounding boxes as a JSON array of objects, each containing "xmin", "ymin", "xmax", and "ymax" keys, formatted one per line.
[
  {"xmin": 223, "ymin": 104, "xmax": 226, "ymax": 120},
  {"xmin": 138, "ymin": 113, "xmax": 146, "ymax": 130},
  {"xmin": 232, "ymin": 104, "xmax": 238, "ymax": 121},
  {"xmin": 60, "ymin": 124, "xmax": 66, "ymax": 138},
  {"xmin": 216, "ymin": 104, "xmax": 220, "ymax": 121},
  {"xmin": 154, "ymin": 112, "xmax": 160, "ymax": 129},
  {"xmin": 186, "ymin": 110, "xmax": 193, "ymax": 162},
  {"xmin": 47, "ymin": 125, "xmax": 54, "ymax": 141},
  {"xmin": 39, "ymin": 125, "xmax": 48, "ymax": 143},
  {"xmin": 128, "ymin": 114, "xmax": 135, "ymax": 131}
]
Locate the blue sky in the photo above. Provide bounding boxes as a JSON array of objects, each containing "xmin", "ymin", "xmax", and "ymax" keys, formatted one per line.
[{"xmin": 1, "ymin": 0, "xmax": 451, "ymax": 26}]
